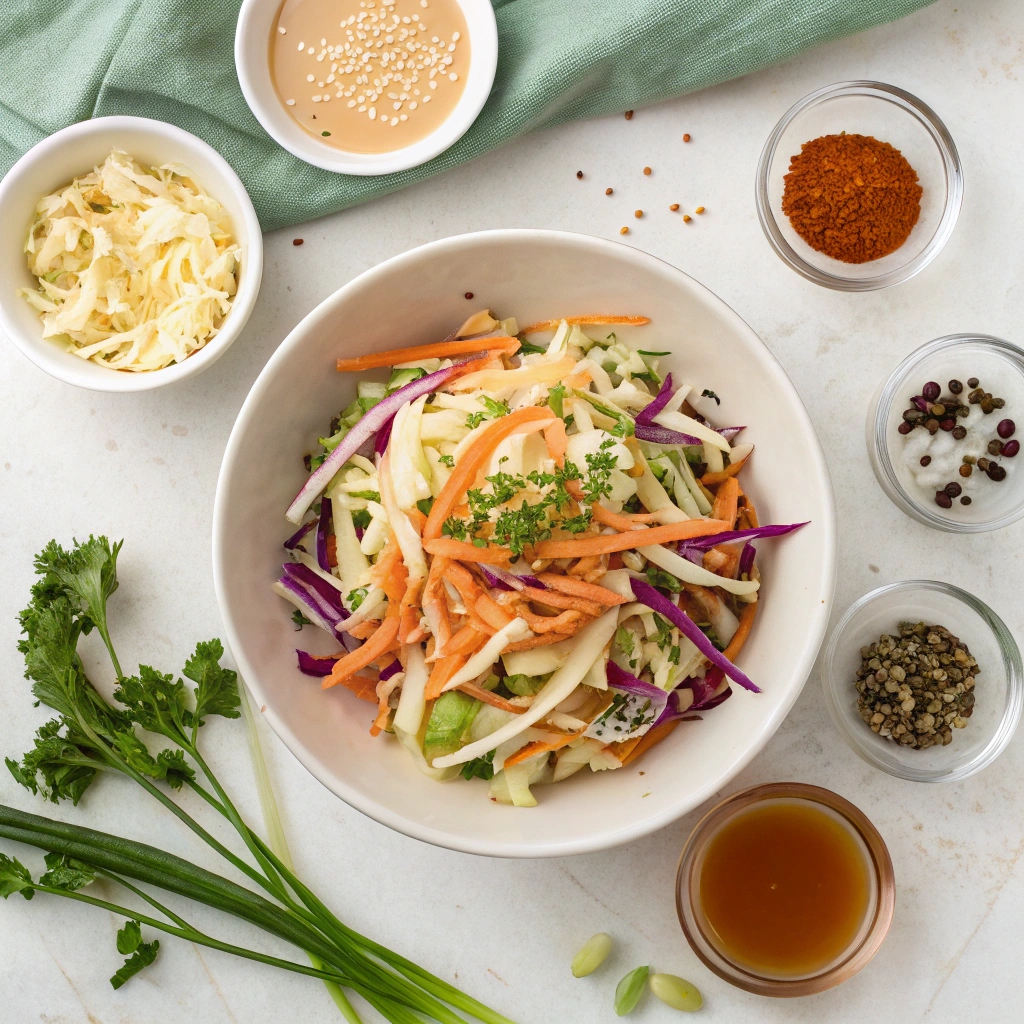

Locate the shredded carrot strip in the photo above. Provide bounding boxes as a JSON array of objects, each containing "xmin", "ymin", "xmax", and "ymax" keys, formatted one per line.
[
  {"xmin": 702, "ymin": 452, "xmax": 751, "ymax": 487},
  {"xmin": 448, "ymin": 357, "xmax": 576, "ymax": 394},
  {"xmin": 422, "ymin": 538, "xmax": 513, "ymax": 565},
  {"xmin": 503, "ymin": 732, "xmax": 580, "ymax": 768},
  {"xmin": 441, "ymin": 624, "xmax": 487, "ymax": 657},
  {"xmin": 422, "ymin": 555, "xmax": 452, "ymax": 651},
  {"xmin": 568, "ymin": 554, "xmax": 606, "ymax": 578},
  {"xmin": 348, "ymin": 619, "xmax": 381, "ymax": 640},
  {"xmin": 503, "ymin": 630, "xmax": 577, "ymax": 652},
  {"xmin": 740, "ymin": 494, "xmax": 759, "ymax": 529},
  {"xmin": 711, "ymin": 477, "xmax": 740, "ymax": 527},
  {"xmin": 456, "ymin": 681, "xmax": 527, "ymax": 714},
  {"xmin": 564, "ymin": 480, "xmax": 648, "ymax": 532},
  {"xmin": 339, "ymin": 673, "xmax": 380, "ymax": 703},
  {"xmin": 425, "ymin": 652, "xmax": 469, "ymax": 700},
  {"xmin": 536, "ymin": 519, "xmax": 730, "ymax": 557},
  {"xmin": 618, "ymin": 719, "xmax": 682, "ymax": 767},
  {"xmin": 518, "ymin": 315, "xmax": 651, "ymax": 335},
  {"xmin": 445, "ymin": 561, "xmax": 482, "ymax": 606},
  {"xmin": 534, "ymin": 573, "xmax": 627, "ymax": 605},
  {"xmin": 335, "ymin": 336, "xmax": 520, "ymax": 371},
  {"xmin": 398, "ymin": 577, "xmax": 425, "ymax": 644},
  {"xmin": 475, "ymin": 592, "xmax": 513, "ymax": 631},
  {"xmin": 519, "ymin": 608, "xmax": 582, "ymax": 634},
  {"xmin": 323, "ymin": 614, "xmax": 400, "ymax": 689},
  {"xmin": 423, "ymin": 406, "xmax": 556, "ymax": 540},
  {"xmin": 405, "ymin": 507, "xmax": 427, "ymax": 534},
  {"xmin": 543, "ymin": 418, "xmax": 567, "ymax": 467},
  {"xmin": 516, "ymin": 586, "xmax": 601, "ymax": 616},
  {"xmin": 370, "ymin": 682, "xmax": 392, "ymax": 736},
  {"xmin": 722, "ymin": 601, "xmax": 757, "ymax": 662}
]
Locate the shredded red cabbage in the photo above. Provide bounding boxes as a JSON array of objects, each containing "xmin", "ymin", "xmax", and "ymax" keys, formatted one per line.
[
  {"xmin": 316, "ymin": 497, "xmax": 332, "ymax": 572},
  {"xmin": 677, "ymin": 521, "xmax": 809, "ymax": 552},
  {"xmin": 634, "ymin": 423, "xmax": 702, "ymax": 446},
  {"xmin": 296, "ymin": 650, "xmax": 339, "ymax": 676},
  {"xmin": 606, "ymin": 660, "xmax": 669, "ymax": 701},
  {"xmin": 286, "ymin": 362, "xmax": 465, "ymax": 523},
  {"xmin": 717, "ymin": 426, "xmax": 746, "ymax": 441},
  {"xmin": 380, "ymin": 660, "xmax": 403, "ymax": 681},
  {"xmin": 739, "ymin": 543, "xmax": 756, "ymax": 578},
  {"xmin": 282, "ymin": 562, "xmax": 345, "ymax": 612},
  {"xmin": 276, "ymin": 576, "xmax": 341, "ymax": 634},
  {"xmin": 375, "ymin": 415, "xmax": 395, "ymax": 457},
  {"xmin": 636, "ymin": 373, "xmax": 675, "ymax": 425},
  {"xmin": 630, "ymin": 579, "xmax": 760, "ymax": 693},
  {"xmin": 283, "ymin": 517, "xmax": 318, "ymax": 551},
  {"xmin": 478, "ymin": 564, "xmax": 545, "ymax": 591}
]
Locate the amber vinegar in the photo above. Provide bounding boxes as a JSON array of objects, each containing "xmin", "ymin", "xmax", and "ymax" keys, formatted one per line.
[{"xmin": 697, "ymin": 798, "xmax": 875, "ymax": 979}]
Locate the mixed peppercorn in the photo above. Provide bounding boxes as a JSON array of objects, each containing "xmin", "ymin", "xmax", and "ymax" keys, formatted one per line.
[{"xmin": 899, "ymin": 377, "xmax": 1016, "ymax": 508}]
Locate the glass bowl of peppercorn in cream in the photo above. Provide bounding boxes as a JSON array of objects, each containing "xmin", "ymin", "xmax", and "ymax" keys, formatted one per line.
[
  {"xmin": 868, "ymin": 334, "xmax": 1024, "ymax": 532},
  {"xmin": 822, "ymin": 581, "xmax": 1023, "ymax": 783},
  {"xmin": 756, "ymin": 81, "xmax": 962, "ymax": 291}
]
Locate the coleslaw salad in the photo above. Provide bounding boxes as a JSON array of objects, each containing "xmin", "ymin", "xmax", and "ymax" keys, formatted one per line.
[{"xmin": 276, "ymin": 311, "xmax": 808, "ymax": 806}]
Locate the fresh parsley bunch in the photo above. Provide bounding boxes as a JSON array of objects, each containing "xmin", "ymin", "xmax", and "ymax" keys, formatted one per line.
[{"xmin": 0, "ymin": 537, "xmax": 515, "ymax": 1024}]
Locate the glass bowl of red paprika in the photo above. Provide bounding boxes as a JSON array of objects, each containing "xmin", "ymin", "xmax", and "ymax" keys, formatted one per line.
[{"xmin": 755, "ymin": 81, "xmax": 962, "ymax": 291}]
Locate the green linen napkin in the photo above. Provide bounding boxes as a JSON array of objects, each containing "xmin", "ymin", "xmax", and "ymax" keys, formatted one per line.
[{"xmin": 0, "ymin": 0, "xmax": 936, "ymax": 230}]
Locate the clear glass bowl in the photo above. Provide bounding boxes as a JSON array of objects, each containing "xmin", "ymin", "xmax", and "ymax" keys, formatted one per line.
[
  {"xmin": 755, "ymin": 81, "xmax": 962, "ymax": 291},
  {"xmin": 867, "ymin": 334, "xmax": 1024, "ymax": 532},
  {"xmin": 821, "ymin": 581, "xmax": 1022, "ymax": 782},
  {"xmin": 676, "ymin": 783, "xmax": 895, "ymax": 997}
]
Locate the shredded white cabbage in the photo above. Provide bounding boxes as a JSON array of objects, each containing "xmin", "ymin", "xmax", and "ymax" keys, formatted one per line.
[{"xmin": 19, "ymin": 149, "xmax": 240, "ymax": 372}]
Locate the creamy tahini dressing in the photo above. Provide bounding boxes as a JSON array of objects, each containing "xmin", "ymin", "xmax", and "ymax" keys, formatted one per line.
[{"xmin": 271, "ymin": 0, "xmax": 470, "ymax": 154}]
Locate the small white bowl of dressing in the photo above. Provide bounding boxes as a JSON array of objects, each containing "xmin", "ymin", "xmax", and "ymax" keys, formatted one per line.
[
  {"xmin": 235, "ymin": 0, "xmax": 497, "ymax": 175},
  {"xmin": 0, "ymin": 116, "xmax": 263, "ymax": 393}
]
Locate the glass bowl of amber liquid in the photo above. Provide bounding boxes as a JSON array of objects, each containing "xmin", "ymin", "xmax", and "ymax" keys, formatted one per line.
[
  {"xmin": 755, "ymin": 81, "xmax": 962, "ymax": 291},
  {"xmin": 676, "ymin": 783, "xmax": 895, "ymax": 996},
  {"xmin": 822, "ymin": 581, "xmax": 1023, "ymax": 783}
]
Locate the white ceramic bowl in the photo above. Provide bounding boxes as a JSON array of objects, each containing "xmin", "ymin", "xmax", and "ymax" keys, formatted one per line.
[
  {"xmin": 0, "ymin": 116, "xmax": 263, "ymax": 393},
  {"xmin": 235, "ymin": 0, "xmax": 498, "ymax": 175},
  {"xmin": 213, "ymin": 230, "xmax": 837, "ymax": 857}
]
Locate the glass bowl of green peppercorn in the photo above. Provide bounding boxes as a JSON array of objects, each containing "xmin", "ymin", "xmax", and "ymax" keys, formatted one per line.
[{"xmin": 821, "ymin": 580, "xmax": 1022, "ymax": 783}]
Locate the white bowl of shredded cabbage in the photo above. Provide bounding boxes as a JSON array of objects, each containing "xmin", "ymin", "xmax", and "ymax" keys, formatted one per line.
[
  {"xmin": 213, "ymin": 229, "xmax": 836, "ymax": 857},
  {"xmin": 0, "ymin": 116, "xmax": 262, "ymax": 391}
]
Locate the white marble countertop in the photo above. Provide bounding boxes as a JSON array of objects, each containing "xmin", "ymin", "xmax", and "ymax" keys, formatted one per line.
[{"xmin": 3, "ymin": 1, "xmax": 1024, "ymax": 1021}]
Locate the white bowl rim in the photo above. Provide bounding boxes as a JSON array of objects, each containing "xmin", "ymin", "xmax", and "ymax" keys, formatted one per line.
[
  {"xmin": 213, "ymin": 228, "xmax": 838, "ymax": 857},
  {"xmin": 234, "ymin": 0, "xmax": 498, "ymax": 176},
  {"xmin": 0, "ymin": 115, "xmax": 264, "ymax": 393}
]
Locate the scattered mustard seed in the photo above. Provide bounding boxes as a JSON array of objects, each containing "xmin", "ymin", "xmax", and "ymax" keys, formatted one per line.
[
  {"xmin": 682, "ymin": 214, "xmax": 691, "ymax": 223},
  {"xmin": 464, "ymin": 292, "xmax": 474, "ymax": 299},
  {"xmin": 576, "ymin": 170, "xmax": 583, "ymax": 179},
  {"xmin": 634, "ymin": 209, "xmax": 643, "ymax": 218},
  {"xmin": 696, "ymin": 206, "xmax": 706, "ymax": 215},
  {"xmin": 293, "ymin": 238, "xmax": 304, "ymax": 246},
  {"xmin": 643, "ymin": 166, "xmax": 652, "ymax": 175},
  {"xmin": 669, "ymin": 203, "xmax": 680, "ymax": 212},
  {"xmin": 619, "ymin": 226, "xmax": 629, "ymax": 234},
  {"xmin": 605, "ymin": 187, "xmax": 613, "ymax": 195},
  {"xmin": 683, "ymin": 133, "xmax": 691, "ymax": 142},
  {"xmin": 625, "ymin": 110, "xmax": 634, "ymax": 120}
]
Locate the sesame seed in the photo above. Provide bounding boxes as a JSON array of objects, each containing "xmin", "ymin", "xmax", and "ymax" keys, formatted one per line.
[
  {"xmin": 620, "ymin": 226, "xmax": 629, "ymax": 234},
  {"xmin": 286, "ymin": 98, "xmax": 296, "ymax": 106},
  {"xmin": 279, "ymin": 26, "xmax": 287, "ymax": 35},
  {"xmin": 669, "ymin": 203, "xmax": 679, "ymax": 211}
]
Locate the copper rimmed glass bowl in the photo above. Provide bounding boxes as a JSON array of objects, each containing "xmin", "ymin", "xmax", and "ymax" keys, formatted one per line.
[
  {"xmin": 755, "ymin": 81, "xmax": 962, "ymax": 291},
  {"xmin": 676, "ymin": 783, "xmax": 895, "ymax": 996}
]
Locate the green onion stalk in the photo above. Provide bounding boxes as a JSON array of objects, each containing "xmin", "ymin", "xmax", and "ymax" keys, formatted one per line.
[{"xmin": 0, "ymin": 537, "xmax": 516, "ymax": 1024}]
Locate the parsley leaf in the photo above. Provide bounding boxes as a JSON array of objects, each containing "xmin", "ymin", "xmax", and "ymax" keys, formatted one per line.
[
  {"xmin": 701, "ymin": 388, "xmax": 721, "ymax": 405},
  {"xmin": 645, "ymin": 565, "xmax": 682, "ymax": 593},
  {"xmin": 347, "ymin": 587, "xmax": 368, "ymax": 610},
  {"xmin": 351, "ymin": 509, "xmax": 371, "ymax": 531},
  {"xmin": 39, "ymin": 852, "xmax": 96, "ymax": 892},
  {"xmin": 460, "ymin": 751, "xmax": 495, "ymax": 781},
  {"xmin": 110, "ymin": 920, "xmax": 160, "ymax": 989},
  {"xmin": 442, "ymin": 517, "xmax": 468, "ymax": 542},
  {"xmin": 348, "ymin": 490, "xmax": 381, "ymax": 502},
  {"xmin": 291, "ymin": 608, "xmax": 312, "ymax": 629},
  {"xmin": 547, "ymin": 382, "xmax": 565, "ymax": 418},
  {"xmin": 614, "ymin": 626, "xmax": 635, "ymax": 659},
  {"xmin": 185, "ymin": 640, "xmax": 241, "ymax": 729},
  {"xmin": 438, "ymin": 454, "xmax": 455, "ymax": 468},
  {"xmin": 652, "ymin": 614, "xmax": 675, "ymax": 651},
  {"xmin": 0, "ymin": 852, "xmax": 35, "ymax": 900}
]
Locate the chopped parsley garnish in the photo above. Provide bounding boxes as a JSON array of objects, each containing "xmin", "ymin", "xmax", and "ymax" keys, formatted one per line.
[
  {"xmin": 638, "ymin": 350, "xmax": 670, "ymax": 356},
  {"xmin": 351, "ymin": 509, "xmax": 371, "ymax": 531},
  {"xmin": 348, "ymin": 490, "xmax": 381, "ymax": 502},
  {"xmin": 548, "ymin": 382, "xmax": 565, "ymax": 418},
  {"xmin": 346, "ymin": 587, "xmax": 368, "ymax": 610},
  {"xmin": 701, "ymin": 388, "xmax": 721, "ymax": 405},
  {"xmin": 646, "ymin": 565, "xmax": 681, "ymax": 593},
  {"xmin": 465, "ymin": 396, "xmax": 509, "ymax": 430},
  {"xmin": 460, "ymin": 751, "xmax": 495, "ymax": 780},
  {"xmin": 416, "ymin": 497, "xmax": 434, "ymax": 516},
  {"xmin": 291, "ymin": 609, "xmax": 312, "ymax": 630},
  {"xmin": 614, "ymin": 626, "xmax": 635, "ymax": 659},
  {"xmin": 652, "ymin": 613, "xmax": 675, "ymax": 651},
  {"xmin": 442, "ymin": 517, "xmax": 468, "ymax": 541},
  {"xmin": 518, "ymin": 339, "xmax": 547, "ymax": 355},
  {"xmin": 438, "ymin": 454, "xmax": 455, "ymax": 468}
]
